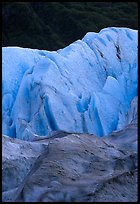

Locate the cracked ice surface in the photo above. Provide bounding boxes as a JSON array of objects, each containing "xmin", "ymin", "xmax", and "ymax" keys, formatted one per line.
[{"xmin": 2, "ymin": 27, "xmax": 138, "ymax": 140}]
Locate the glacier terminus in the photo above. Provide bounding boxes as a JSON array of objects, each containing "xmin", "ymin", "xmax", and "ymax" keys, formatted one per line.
[{"xmin": 2, "ymin": 27, "xmax": 138, "ymax": 140}]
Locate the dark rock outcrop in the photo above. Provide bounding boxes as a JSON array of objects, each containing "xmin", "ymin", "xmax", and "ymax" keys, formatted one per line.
[{"xmin": 2, "ymin": 121, "xmax": 137, "ymax": 202}]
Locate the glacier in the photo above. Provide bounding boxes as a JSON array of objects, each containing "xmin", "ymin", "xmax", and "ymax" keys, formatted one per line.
[{"xmin": 2, "ymin": 27, "xmax": 138, "ymax": 140}]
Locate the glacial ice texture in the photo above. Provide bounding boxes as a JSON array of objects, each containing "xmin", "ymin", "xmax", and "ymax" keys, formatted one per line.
[{"xmin": 2, "ymin": 27, "xmax": 138, "ymax": 139}]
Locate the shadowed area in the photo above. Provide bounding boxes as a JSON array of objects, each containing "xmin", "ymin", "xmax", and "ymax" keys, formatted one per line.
[{"xmin": 2, "ymin": 2, "xmax": 138, "ymax": 51}]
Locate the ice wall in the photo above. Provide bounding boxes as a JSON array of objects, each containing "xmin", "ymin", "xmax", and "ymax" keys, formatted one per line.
[{"xmin": 2, "ymin": 27, "xmax": 138, "ymax": 139}]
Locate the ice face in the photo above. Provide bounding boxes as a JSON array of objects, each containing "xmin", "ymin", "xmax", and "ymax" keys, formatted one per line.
[{"xmin": 2, "ymin": 27, "xmax": 138, "ymax": 139}]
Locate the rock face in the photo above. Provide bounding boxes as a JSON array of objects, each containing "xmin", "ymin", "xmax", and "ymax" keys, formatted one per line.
[
  {"xmin": 2, "ymin": 135, "xmax": 48, "ymax": 193},
  {"xmin": 2, "ymin": 27, "xmax": 138, "ymax": 139},
  {"xmin": 2, "ymin": 121, "xmax": 137, "ymax": 202}
]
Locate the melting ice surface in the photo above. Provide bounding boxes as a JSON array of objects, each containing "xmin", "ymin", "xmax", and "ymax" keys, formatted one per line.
[{"xmin": 2, "ymin": 27, "xmax": 138, "ymax": 140}]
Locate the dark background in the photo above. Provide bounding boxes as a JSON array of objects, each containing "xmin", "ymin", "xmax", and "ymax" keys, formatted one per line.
[{"xmin": 2, "ymin": 2, "xmax": 138, "ymax": 51}]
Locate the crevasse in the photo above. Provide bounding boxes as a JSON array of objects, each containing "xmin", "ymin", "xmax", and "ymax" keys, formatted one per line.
[{"xmin": 2, "ymin": 27, "xmax": 138, "ymax": 140}]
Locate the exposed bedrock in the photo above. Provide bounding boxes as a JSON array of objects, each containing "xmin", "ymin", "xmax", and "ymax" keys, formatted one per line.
[{"xmin": 2, "ymin": 120, "xmax": 137, "ymax": 202}]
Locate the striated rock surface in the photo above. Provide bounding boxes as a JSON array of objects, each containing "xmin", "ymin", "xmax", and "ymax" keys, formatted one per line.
[
  {"xmin": 2, "ymin": 121, "xmax": 137, "ymax": 202},
  {"xmin": 2, "ymin": 135, "xmax": 48, "ymax": 193}
]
